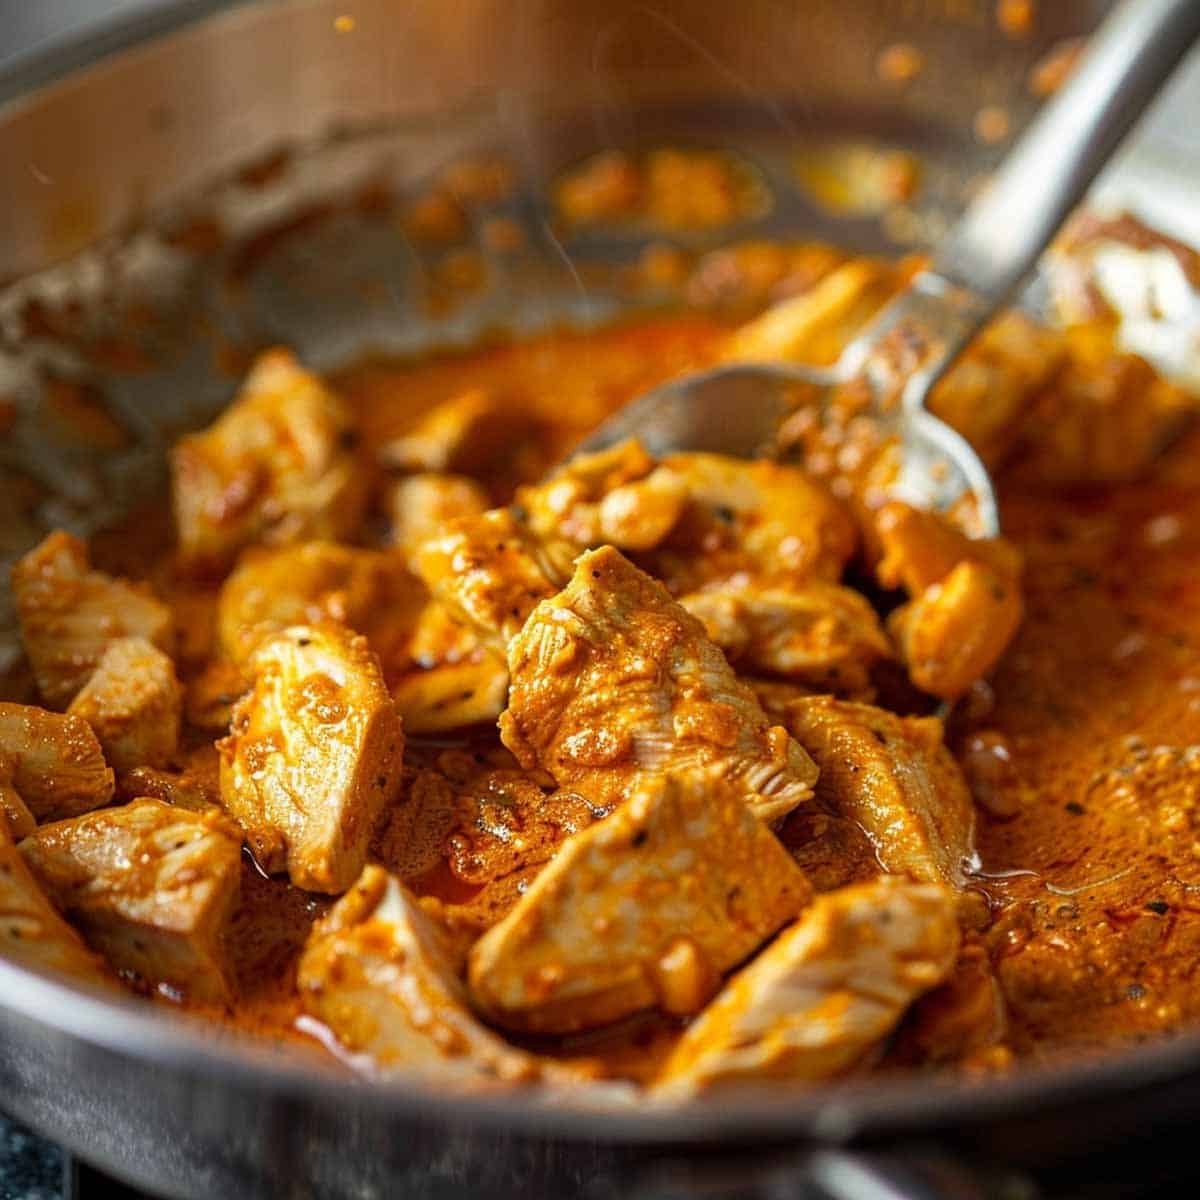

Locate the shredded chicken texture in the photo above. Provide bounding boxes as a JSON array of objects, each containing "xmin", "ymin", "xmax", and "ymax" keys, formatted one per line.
[
  {"xmin": 468, "ymin": 768, "xmax": 812, "ymax": 1033},
  {"xmin": 19, "ymin": 799, "xmax": 241, "ymax": 1000},
  {"xmin": 0, "ymin": 810, "xmax": 111, "ymax": 985},
  {"xmin": 784, "ymin": 697, "xmax": 977, "ymax": 893},
  {"xmin": 500, "ymin": 546, "xmax": 818, "ymax": 823},
  {"xmin": 171, "ymin": 349, "xmax": 369, "ymax": 573},
  {"xmin": 654, "ymin": 877, "xmax": 960, "ymax": 1095},
  {"xmin": 680, "ymin": 582, "xmax": 890, "ymax": 697},
  {"xmin": 67, "ymin": 637, "xmax": 182, "ymax": 772},
  {"xmin": 12, "ymin": 531, "xmax": 174, "ymax": 708},
  {"xmin": 299, "ymin": 865, "xmax": 550, "ymax": 1084},
  {"xmin": 0, "ymin": 702, "xmax": 114, "ymax": 822},
  {"xmin": 219, "ymin": 624, "xmax": 404, "ymax": 893}
]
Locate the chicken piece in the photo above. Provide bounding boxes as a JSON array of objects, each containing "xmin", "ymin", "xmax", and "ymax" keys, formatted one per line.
[
  {"xmin": 413, "ymin": 508, "xmax": 572, "ymax": 647},
  {"xmin": 0, "ymin": 809, "xmax": 110, "ymax": 985},
  {"xmin": 218, "ymin": 623, "xmax": 404, "ymax": 893},
  {"xmin": 386, "ymin": 473, "xmax": 489, "ymax": 561},
  {"xmin": 875, "ymin": 501, "xmax": 1022, "ymax": 596},
  {"xmin": 171, "ymin": 349, "xmax": 369, "ymax": 573},
  {"xmin": 298, "ymin": 865, "xmax": 547, "ymax": 1083},
  {"xmin": 66, "ymin": 638, "xmax": 182, "ymax": 772},
  {"xmin": 723, "ymin": 258, "xmax": 912, "ymax": 367},
  {"xmin": 889, "ymin": 560, "xmax": 1024, "ymax": 701},
  {"xmin": 927, "ymin": 312, "xmax": 1067, "ymax": 468},
  {"xmin": 519, "ymin": 440, "xmax": 689, "ymax": 553},
  {"xmin": 1014, "ymin": 335, "xmax": 1194, "ymax": 484},
  {"xmin": 379, "ymin": 388, "xmax": 524, "ymax": 474},
  {"xmin": 873, "ymin": 503, "xmax": 1023, "ymax": 701},
  {"xmin": 648, "ymin": 453, "xmax": 858, "ymax": 593},
  {"xmin": 680, "ymin": 582, "xmax": 890, "ymax": 697},
  {"xmin": 391, "ymin": 657, "xmax": 509, "ymax": 734},
  {"xmin": 0, "ymin": 755, "xmax": 36, "ymax": 841},
  {"xmin": 12, "ymin": 531, "xmax": 174, "ymax": 708},
  {"xmin": 653, "ymin": 877, "xmax": 960, "ymax": 1095},
  {"xmin": 216, "ymin": 542, "xmax": 422, "ymax": 668},
  {"xmin": 20, "ymin": 798, "xmax": 242, "ymax": 1002},
  {"xmin": 501, "ymin": 547, "xmax": 818, "ymax": 823},
  {"xmin": 0, "ymin": 703, "xmax": 114, "ymax": 821},
  {"xmin": 468, "ymin": 768, "xmax": 813, "ymax": 1034},
  {"xmin": 785, "ymin": 696, "xmax": 977, "ymax": 893}
]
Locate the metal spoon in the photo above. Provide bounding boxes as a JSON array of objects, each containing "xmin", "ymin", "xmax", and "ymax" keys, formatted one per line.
[{"xmin": 575, "ymin": 0, "xmax": 1200, "ymax": 536}]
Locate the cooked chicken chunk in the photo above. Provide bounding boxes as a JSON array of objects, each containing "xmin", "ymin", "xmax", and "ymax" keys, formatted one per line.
[
  {"xmin": 171, "ymin": 349, "xmax": 369, "ymax": 573},
  {"xmin": 724, "ymin": 258, "xmax": 909, "ymax": 367},
  {"xmin": 520, "ymin": 444, "xmax": 857, "ymax": 594},
  {"xmin": 468, "ymin": 768, "xmax": 812, "ymax": 1033},
  {"xmin": 0, "ymin": 809, "xmax": 110, "ymax": 985},
  {"xmin": 680, "ymin": 582, "xmax": 890, "ymax": 696},
  {"xmin": 12, "ymin": 531, "xmax": 174, "ymax": 708},
  {"xmin": 889, "ymin": 560, "xmax": 1024, "ymax": 701},
  {"xmin": 379, "ymin": 388, "xmax": 523, "ymax": 474},
  {"xmin": 927, "ymin": 312, "xmax": 1066, "ymax": 467},
  {"xmin": 0, "ymin": 755, "xmax": 36, "ymax": 841},
  {"xmin": 298, "ymin": 865, "xmax": 547, "ymax": 1083},
  {"xmin": 20, "ymin": 798, "xmax": 242, "ymax": 1002},
  {"xmin": 216, "ymin": 541, "xmax": 421, "ymax": 668},
  {"xmin": 67, "ymin": 638, "xmax": 182, "ymax": 772},
  {"xmin": 520, "ymin": 440, "xmax": 688, "ymax": 553},
  {"xmin": 654, "ymin": 877, "xmax": 960, "ymax": 1095},
  {"xmin": 391, "ymin": 657, "xmax": 509, "ymax": 734},
  {"xmin": 500, "ymin": 547, "xmax": 818, "ymax": 823},
  {"xmin": 785, "ymin": 697, "xmax": 976, "ymax": 893},
  {"xmin": 386, "ymin": 472, "xmax": 489, "ymax": 560},
  {"xmin": 219, "ymin": 624, "xmax": 404, "ymax": 893},
  {"xmin": 413, "ymin": 508, "xmax": 572, "ymax": 647},
  {"xmin": 0, "ymin": 703, "xmax": 114, "ymax": 821},
  {"xmin": 874, "ymin": 502, "xmax": 1023, "ymax": 700}
]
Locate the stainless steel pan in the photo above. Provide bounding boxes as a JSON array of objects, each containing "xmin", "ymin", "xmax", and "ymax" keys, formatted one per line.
[{"xmin": 3, "ymin": 3, "xmax": 1199, "ymax": 1196}]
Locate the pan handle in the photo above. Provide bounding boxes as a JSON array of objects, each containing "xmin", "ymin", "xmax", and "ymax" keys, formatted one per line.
[{"xmin": 632, "ymin": 1146, "xmax": 1027, "ymax": 1200}]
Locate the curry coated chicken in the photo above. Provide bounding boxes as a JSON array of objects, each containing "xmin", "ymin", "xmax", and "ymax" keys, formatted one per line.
[{"xmin": 3, "ymin": 211, "xmax": 1199, "ymax": 1097}]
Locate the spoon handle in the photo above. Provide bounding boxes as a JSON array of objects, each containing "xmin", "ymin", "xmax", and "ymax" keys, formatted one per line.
[{"xmin": 932, "ymin": 0, "xmax": 1200, "ymax": 307}]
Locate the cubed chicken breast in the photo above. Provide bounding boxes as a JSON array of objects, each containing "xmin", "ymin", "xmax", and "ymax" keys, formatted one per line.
[
  {"xmin": 0, "ymin": 754, "xmax": 36, "ymax": 841},
  {"xmin": 468, "ymin": 768, "xmax": 813, "ymax": 1034},
  {"xmin": 680, "ymin": 582, "xmax": 891, "ymax": 696},
  {"xmin": 218, "ymin": 624, "xmax": 404, "ymax": 893},
  {"xmin": 519, "ymin": 440, "xmax": 688, "ymax": 552},
  {"xmin": 500, "ymin": 547, "xmax": 818, "ymax": 823},
  {"xmin": 216, "ymin": 541, "xmax": 422, "ymax": 668},
  {"xmin": 171, "ymin": 349, "xmax": 369, "ymax": 573},
  {"xmin": 653, "ymin": 877, "xmax": 960, "ymax": 1096},
  {"xmin": 386, "ymin": 472, "xmax": 489, "ymax": 562},
  {"xmin": 0, "ymin": 809, "xmax": 110, "ymax": 985},
  {"xmin": 12, "ymin": 531, "xmax": 174, "ymax": 708},
  {"xmin": 874, "ymin": 502, "xmax": 1023, "ymax": 701},
  {"xmin": 390, "ymin": 657, "xmax": 509, "ymax": 734},
  {"xmin": 0, "ymin": 702, "xmax": 114, "ymax": 821},
  {"xmin": 379, "ymin": 388, "xmax": 528, "ymax": 475},
  {"xmin": 19, "ymin": 798, "xmax": 241, "ymax": 1000},
  {"xmin": 67, "ymin": 637, "xmax": 182, "ymax": 772},
  {"xmin": 785, "ymin": 696, "xmax": 977, "ymax": 892},
  {"xmin": 519, "ymin": 443, "xmax": 857, "ymax": 594},
  {"xmin": 413, "ymin": 508, "xmax": 573, "ymax": 647},
  {"xmin": 298, "ymin": 865, "xmax": 547, "ymax": 1084}
]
